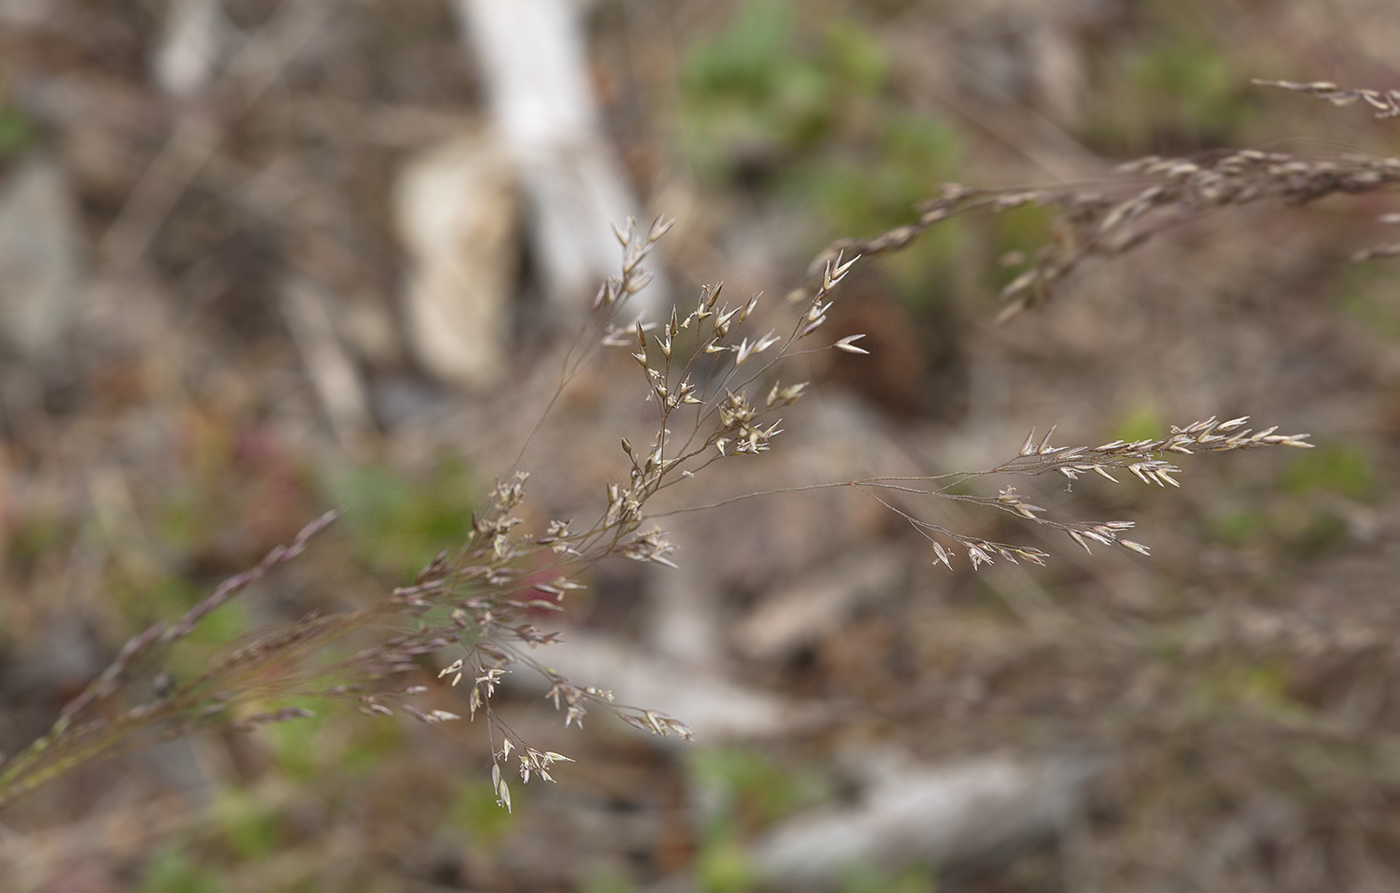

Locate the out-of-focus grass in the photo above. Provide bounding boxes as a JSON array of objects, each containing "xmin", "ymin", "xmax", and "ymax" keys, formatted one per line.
[
  {"xmin": 2, "ymin": 0, "xmax": 1394, "ymax": 889},
  {"xmin": 689, "ymin": 746, "xmax": 826, "ymax": 837},
  {"xmin": 446, "ymin": 775, "xmax": 516, "ymax": 843},
  {"xmin": 327, "ymin": 456, "xmax": 478, "ymax": 580},
  {"xmin": 214, "ymin": 786, "xmax": 282, "ymax": 863},
  {"xmin": 1111, "ymin": 402, "xmax": 1170, "ymax": 445},
  {"xmin": 1204, "ymin": 444, "xmax": 1373, "ymax": 556},
  {"xmin": 1282, "ymin": 444, "xmax": 1375, "ymax": 503},
  {"xmin": 678, "ymin": 0, "xmax": 888, "ymax": 177},
  {"xmin": 678, "ymin": 0, "xmax": 966, "ymax": 302},
  {"xmin": 1340, "ymin": 264, "xmax": 1400, "ymax": 342},
  {"xmin": 1080, "ymin": 8, "xmax": 1264, "ymax": 154},
  {"xmin": 686, "ymin": 745, "xmax": 832, "ymax": 893},
  {"xmin": 0, "ymin": 106, "xmax": 38, "ymax": 158},
  {"xmin": 838, "ymin": 863, "xmax": 936, "ymax": 893},
  {"xmin": 139, "ymin": 849, "xmax": 226, "ymax": 893}
]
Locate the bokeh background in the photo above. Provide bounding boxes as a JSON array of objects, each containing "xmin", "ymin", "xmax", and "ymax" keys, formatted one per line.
[{"xmin": 2, "ymin": 0, "xmax": 1399, "ymax": 890}]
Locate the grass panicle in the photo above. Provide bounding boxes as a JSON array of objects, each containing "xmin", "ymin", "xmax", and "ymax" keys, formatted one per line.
[
  {"xmin": 1253, "ymin": 78, "xmax": 1400, "ymax": 118},
  {"xmin": 808, "ymin": 148, "xmax": 1400, "ymax": 322},
  {"xmin": 0, "ymin": 182, "xmax": 1320, "ymax": 813},
  {"xmin": 850, "ymin": 416, "xmax": 1311, "ymax": 569}
]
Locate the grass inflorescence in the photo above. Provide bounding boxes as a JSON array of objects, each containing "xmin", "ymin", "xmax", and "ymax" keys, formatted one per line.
[{"xmin": 0, "ymin": 156, "xmax": 1324, "ymax": 814}]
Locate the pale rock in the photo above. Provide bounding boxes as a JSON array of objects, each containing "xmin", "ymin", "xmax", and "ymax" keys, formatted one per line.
[
  {"xmin": 508, "ymin": 632, "xmax": 817, "ymax": 742},
  {"xmin": 749, "ymin": 751, "xmax": 1101, "ymax": 888},
  {"xmin": 0, "ymin": 156, "xmax": 85, "ymax": 364},
  {"xmin": 393, "ymin": 131, "xmax": 519, "ymax": 389},
  {"xmin": 153, "ymin": 0, "xmax": 233, "ymax": 97},
  {"xmin": 454, "ymin": 0, "xmax": 670, "ymax": 320}
]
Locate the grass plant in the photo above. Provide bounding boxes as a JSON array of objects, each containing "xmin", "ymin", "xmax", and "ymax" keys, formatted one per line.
[{"xmin": 16, "ymin": 86, "xmax": 1381, "ymax": 818}]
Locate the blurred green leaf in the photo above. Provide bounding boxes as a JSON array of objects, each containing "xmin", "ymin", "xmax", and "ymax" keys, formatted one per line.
[
  {"xmin": 328, "ymin": 456, "xmax": 476, "ymax": 577},
  {"xmin": 338, "ymin": 715, "xmax": 406, "ymax": 776},
  {"xmin": 688, "ymin": 746, "xmax": 829, "ymax": 842},
  {"xmin": 1339, "ymin": 265, "xmax": 1400, "ymax": 341},
  {"xmin": 678, "ymin": 0, "xmax": 963, "ymax": 311},
  {"xmin": 840, "ymin": 861, "xmax": 937, "ymax": 893},
  {"xmin": 582, "ymin": 867, "xmax": 637, "ymax": 893},
  {"xmin": 1083, "ymin": 23, "xmax": 1260, "ymax": 153},
  {"xmin": 1132, "ymin": 40, "xmax": 1238, "ymax": 134},
  {"xmin": 447, "ymin": 776, "xmax": 516, "ymax": 842},
  {"xmin": 1282, "ymin": 445, "xmax": 1374, "ymax": 502},
  {"xmin": 1112, "ymin": 403, "xmax": 1167, "ymax": 444},
  {"xmin": 1207, "ymin": 508, "xmax": 1269, "ymax": 546},
  {"xmin": 0, "ymin": 108, "xmax": 38, "ymax": 157},
  {"xmin": 696, "ymin": 838, "xmax": 756, "ymax": 893},
  {"xmin": 3, "ymin": 510, "xmax": 67, "ymax": 574},
  {"xmin": 215, "ymin": 787, "xmax": 282, "ymax": 860},
  {"xmin": 140, "ymin": 849, "xmax": 226, "ymax": 893},
  {"xmin": 823, "ymin": 19, "xmax": 889, "ymax": 95},
  {"xmin": 681, "ymin": 0, "xmax": 795, "ymax": 101},
  {"xmin": 266, "ymin": 706, "xmax": 330, "ymax": 782}
]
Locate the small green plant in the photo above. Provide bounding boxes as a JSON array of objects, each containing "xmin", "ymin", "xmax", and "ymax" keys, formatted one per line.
[{"xmin": 139, "ymin": 849, "xmax": 226, "ymax": 893}]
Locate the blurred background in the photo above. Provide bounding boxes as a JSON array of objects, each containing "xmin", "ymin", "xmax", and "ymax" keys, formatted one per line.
[{"xmin": 1, "ymin": 0, "xmax": 1399, "ymax": 890}]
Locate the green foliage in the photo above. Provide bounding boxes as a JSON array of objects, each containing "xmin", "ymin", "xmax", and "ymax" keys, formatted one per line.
[
  {"xmin": 680, "ymin": 0, "xmax": 865, "ymax": 171},
  {"xmin": 1281, "ymin": 509, "xmax": 1348, "ymax": 557},
  {"xmin": 329, "ymin": 456, "xmax": 478, "ymax": 577},
  {"xmin": 2, "ymin": 509, "xmax": 66, "ymax": 574},
  {"xmin": 685, "ymin": 746, "xmax": 831, "ymax": 892},
  {"xmin": 679, "ymin": 0, "xmax": 964, "ymax": 288},
  {"xmin": 158, "ymin": 577, "xmax": 251, "ymax": 679},
  {"xmin": 139, "ymin": 848, "xmax": 226, "ymax": 893},
  {"xmin": 1339, "ymin": 264, "xmax": 1400, "ymax": 341},
  {"xmin": 1206, "ymin": 446, "xmax": 1365, "ymax": 552},
  {"xmin": 215, "ymin": 788, "xmax": 282, "ymax": 861},
  {"xmin": 695, "ymin": 838, "xmax": 755, "ymax": 893},
  {"xmin": 1189, "ymin": 658, "xmax": 1312, "ymax": 726},
  {"xmin": 446, "ymin": 776, "xmax": 516, "ymax": 843},
  {"xmin": 688, "ymin": 746, "xmax": 828, "ymax": 838},
  {"xmin": 265, "ymin": 707, "xmax": 332, "ymax": 782},
  {"xmin": 179, "ymin": 582, "xmax": 249, "ymax": 647},
  {"xmin": 1129, "ymin": 39, "xmax": 1239, "ymax": 136},
  {"xmin": 337, "ymin": 713, "xmax": 407, "ymax": 776},
  {"xmin": 984, "ymin": 202, "xmax": 1056, "ymax": 292},
  {"xmin": 262, "ymin": 703, "xmax": 406, "ymax": 780},
  {"xmin": 1082, "ymin": 18, "xmax": 1260, "ymax": 153},
  {"xmin": 839, "ymin": 861, "xmax": 937, "ymax": 893},
  {"xmin": 582, "ymin": 867, "xmax": 636, "ymax": 893},
  {"xmin": 1208, "ymin": 500, "xmax": 1349, "ymax": 557},
  {"xmin": 0, "ymin": 107, "xmax": 38, "ymax": 158},
  {"xmin": 786, "ymin": 112, "xmax": 966, "ymax": 299},
  {"xmin": 1207, "ymin": 508, "xmax": 1270, "ymax": 547},
  {"xmin": 1112, "ymin": 402, "xmax": 1168, "ymax": 444},
  {"xmin": 822, "ymin": 17, "xmax": 889, "ymax": 95},
  {"xmin": 1281, "ymin": 445, "xmax": 1374, "ymax": 502},
  {"xmin": 786, "ymin": 115, "xmax": 959, "ymax": 234},
  {"xmin": 157, "ymin": 489, "xmax": 200, "ymax": 556},
  {"xmin": 110, "ymin": 571, "xmax": 252, "ymax": 682}
]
